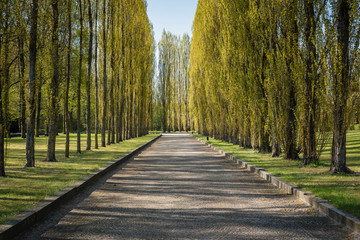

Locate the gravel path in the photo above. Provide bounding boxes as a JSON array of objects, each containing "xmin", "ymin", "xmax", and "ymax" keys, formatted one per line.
[{"xmin": 18, "ymin": 134, "xmax": 359, "ymax": 239}]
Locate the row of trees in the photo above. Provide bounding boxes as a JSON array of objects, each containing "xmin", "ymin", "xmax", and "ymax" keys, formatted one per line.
[
  {"xmin": 154, "ymin": 31, "xmax": 191, "ymax": 132},
  {"xmin": 190, "ymin": 0, "xmax": 360, "ymax": 173},
  {"xmin": 0, "ymin": 0, "xmax": 155, "ymax": 176}
]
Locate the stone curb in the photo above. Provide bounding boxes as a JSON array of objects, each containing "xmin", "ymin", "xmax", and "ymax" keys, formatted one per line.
[
  {"xmin": 193, "ymin": 135, "xmax": 360, "ymax": 233},
  {"xmin": 0, "ymin": 134, "xmax": 162, "ymax": 240}
]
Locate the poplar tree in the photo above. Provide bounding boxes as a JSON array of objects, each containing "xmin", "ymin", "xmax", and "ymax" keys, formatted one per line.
[
  {"xmin": 25, "ymin": 0, "xmax": 39, "ymax": 167},
  {"xmin": 64, "ymin": 0, "xmax": 72, "ymax": 158},
  {"xmin": 330, "ymin": 0, "xmax": 353, "ymax": 173},
  {"xmin": 77, "ymin": 0, "xmax": 83, "ymax": 154},
  {"xmin": 86, "ymin": 0, "xmax": 93, "ymax": 150},
  {"xmin": 45, "ymin": 0, "xmax": 60, "ymax": 162}
]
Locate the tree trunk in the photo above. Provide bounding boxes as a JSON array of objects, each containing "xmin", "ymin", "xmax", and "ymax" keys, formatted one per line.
[
  {"xmin": 18, "ymin": 36, "xmax": 26, "ymax": 139},
  {"xmin": 45, "ymin": 0, "xmax": 60, "ymax": 162},
  {"xmin": 25, "ymin": 0, "xmax": 39, "ymax": 167},
  {"xmin": 35, "ymin": 76, "xmax": 42, "ymax": 137},
  {"xmin": 65, "ymin": 0, "xmax": 72, "ymax": 158},
  {"xmin": 0, "ymin": 19, "xmax": 4, "ymax": 175},
  {"xmin": 331, "ymin": 0, "xmax": 353, "ymax": 174},
  {"xmin": 115, "ymin": 74, "xmax": 120, "ymax": 143},
  {"xmin": 284, "ymin": 85, "xmax": 299, "ymax": 159},
  {"xmin": 271, "ymin": 127, "xmax": 281, "ymax": 157},
  {"xmin": 3, "ymin": 1, "xmax": 10, "ymax": 139},
  {"xmin": 244, "ymin": 125, "xmax": 252, "ymax": 148},
  {"xmin": 283, "ymin": 1, "xmax": 299, "ymax": 160},
  {"xmin": 94, "ymin": 0, "xmax": 99, "ymax": 149},
  {"xmin": 107, "ymin": 117, "xmax": 111, "ymax": 145},
  {"xmin": 77, "ymin": 0, "xmax": 83, "ymax": 154},
  {"xmin": 86, "ymin": 0, "xmax": 93, "ymax": 150},
  {"xmin": 101, "ymin": 0, "xmax": 107, "ymax": 147},
  {"xmin": 0, "ymin": 83, "xmax": 4, "ymax": 175},
  {"xmin": 303, "ymin": 0, "xmax": 318, "ymax": 165}
]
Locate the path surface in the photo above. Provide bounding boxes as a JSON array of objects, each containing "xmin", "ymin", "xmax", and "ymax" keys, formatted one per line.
[{"xmin": 18, "ymin": 134, "xmax": 359, "ymax": 239}]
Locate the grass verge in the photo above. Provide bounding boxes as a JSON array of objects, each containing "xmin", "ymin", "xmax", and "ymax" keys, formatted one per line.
[
  {"xmin": 0, "ymin": 134, "xmax": 158, "ymax": 225},
  {"xmin": 195, "ymin": 131, "xmax": 360, "ymax": 219}
]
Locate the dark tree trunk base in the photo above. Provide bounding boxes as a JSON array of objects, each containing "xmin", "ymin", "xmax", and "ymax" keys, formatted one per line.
[
  {"xmin": 44, "ymin": 158, "xmax": 57, "ymax": 162},
  {"xmin": 24, "ymin": 163, "xmax": 35, "ymax": 168}
]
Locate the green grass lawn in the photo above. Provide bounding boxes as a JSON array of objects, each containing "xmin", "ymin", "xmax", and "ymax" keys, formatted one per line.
[
  {"xmin": 195, "ymin": 131, "xmax": 360, "ymax": 219},
  {"xmin": 0, "ymin": 133, "xmax": 158, "ymax": 225}
]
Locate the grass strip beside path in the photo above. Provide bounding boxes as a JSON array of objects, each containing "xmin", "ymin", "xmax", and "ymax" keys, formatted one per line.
[
  {"xmin": 195, "ymin": 132, "xmax": 360, "ymax": 219},
  {"xmin": 0, "ymin": 134, "xmax": 158, "ymax": 225}
]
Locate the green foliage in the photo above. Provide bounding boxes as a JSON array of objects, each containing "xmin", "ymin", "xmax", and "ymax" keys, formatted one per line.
[
  {"xmin": 190, "ymin": 0, "xmax": 360, "ymax": 170},
  {"xmin": 155, "ymin": 31, "xmax": 191, "ymax": 132},
  {"xmin": 0, "ymin": 0, "xmax": 155, "ymax": 172}
]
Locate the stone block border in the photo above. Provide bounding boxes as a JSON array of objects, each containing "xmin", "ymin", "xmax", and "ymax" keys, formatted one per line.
[
  {"xmin": 0, "ymin": 135, "xmax": 162, "ymax": 240},
  {"xmin": 193, "ymin": 135, "xmax": 360, "ymax": 233}
]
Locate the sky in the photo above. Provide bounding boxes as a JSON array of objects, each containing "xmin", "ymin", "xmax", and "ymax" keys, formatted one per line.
[{"xmin": 146, "ymin": 0, "xmax": 198, "ymax": 53}]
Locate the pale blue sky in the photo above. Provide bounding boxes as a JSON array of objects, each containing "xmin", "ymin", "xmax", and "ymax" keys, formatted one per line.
[{"xmin": 147, "ymin": 0, "xmax": 198, "ymax": 47}]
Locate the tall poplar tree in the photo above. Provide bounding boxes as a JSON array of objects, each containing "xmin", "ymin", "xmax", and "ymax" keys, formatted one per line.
[
  {"xmin": 25, "ymin": 0, "xmax": 39, "ymax": 167},
  {"xmin": 45, "ymin": 0, "xmax": 60, "ymax": 162},
  {"xmin": 86, "ymin": 0, "xmax": 93, "ymax": 150},
  {"xmin": 77, "ymin": 0, "xmax": 83, "ymax": 154},
  {"xmin": 64, "ymin": 0, "xmax": 72, "ymax": 158},
  {"xmin": 330, "ymin": 0, "xmax": 353, "ymax": 173},
  {"xmin": 101, "ymin": 0, "xmax": 107, "ymax": 147}
]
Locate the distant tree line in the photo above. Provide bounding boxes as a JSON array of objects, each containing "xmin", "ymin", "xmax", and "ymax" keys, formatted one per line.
[
  {"xmin": 0, "ymin": 0, "xmax": 155, "ymax": 176},
  {"xmin": 154, "ymin": 31, "xmax": 191, "ymax": 132},
  {"xmin": 190, "ymin": 0, "xmax": 360, "ymax": 174}
]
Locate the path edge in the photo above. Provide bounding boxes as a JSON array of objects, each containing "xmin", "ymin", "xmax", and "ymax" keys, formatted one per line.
[
  {"xmin": 0, "ymin": 134, "xmax": 162, "ymax": 240},
  {"xmin": 192, "ymin": 135, "xmax": 360, "ymax": 233}
]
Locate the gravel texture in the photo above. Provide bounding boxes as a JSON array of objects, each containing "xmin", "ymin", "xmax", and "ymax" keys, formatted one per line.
[{"xmin": 17, "ymin": 134, "xmax": 360, "ymax": 239}]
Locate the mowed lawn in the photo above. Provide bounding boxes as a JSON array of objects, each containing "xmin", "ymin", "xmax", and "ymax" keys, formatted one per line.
[
  {"xmin": 0, "ymin": 134, "xmax": 158, "ymax": 225},
  {"xmin": 195, "ymin": 130, "xmax": 360, "ymax": 219}
]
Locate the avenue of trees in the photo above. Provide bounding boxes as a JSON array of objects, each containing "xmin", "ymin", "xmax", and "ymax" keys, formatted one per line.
[
  {"xmin": 1, "ymin": 0, "xmax": 359, "ymax": 177},
  {"xmin": 0, "ymin": 0, "xmax": 155, "ymax": 176},
  {"xmin": 154, "ymin": 31, "xmax": 191, "ymax": 132},
  {"xmin": 190, "ymin": 0, "xmax": 360, "ymax": 174}
]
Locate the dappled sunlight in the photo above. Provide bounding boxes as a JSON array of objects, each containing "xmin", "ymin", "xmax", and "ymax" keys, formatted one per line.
[
  {"xmin": 18, "ymin": 134, "xmax": 352, "ymax": 239},
  {"xmin": 195, "ymin": 132, "xmax": 360, "ymax": 219},
  {"xmin": 0, "ymin": 134, "xmax": 158, "ymax": 224}
]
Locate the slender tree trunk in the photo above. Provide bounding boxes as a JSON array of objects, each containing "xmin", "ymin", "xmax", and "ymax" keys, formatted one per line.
[
  {"xmin": 0, "ymin": 16, "xmax": 4, "ymax": 175},
  {"xmin": 35, "ymin": 76, "xmax": 42, "ymax": 137},
  {"xmin": 94, "ymin": 0, "xmax": 99, "ymax": 149},
  {"xmin": 107, "ymin": 117, "xmax": 111, "ymax": 145},
  {"xmin": 271, "ymin": 131, "xmax": 281, "ymax": 157},
  {"xmin": 62, "ymin": 108, "xmax": 66, "ymax": 134},
  {"xmin": 245, "ymin": 122, "xmax": 252, "ymax": 148},
  {"xmin": 259, "ymin": 119, "xmax": 271, "ymax": 153},
  {"xmin": 119, "ymin": 100, "xmax": 124, "ymax": 141},
  {"xmin": 101, "ymin": 0, "xmax": 107, "ymax": 147},
  {"xmin": 119, "ymin": 54, "xmax": 125, "ymax": 142},
  {"xmin": 126, "ymin": 94, "xmax": 130, "ymax": 139},
  {"xmin": 18, "ymin": 36, "xmax": 26, "ymax": 139},
  {"xmin": 115, "ymin": 74, "xmax": 120, "ymax": 143},
  {"xmin": 283, "ymin": 1, "xmax": 299, "ymax": 160},
  {"xmin": 86, "ymin": 0, "xmax": 93, "ymax": 150},
  {"xmin": 25, "ymin": 0, "xmax": 39, "ymax": 167},
  {"xmin": 0, "ymin": 84, "xmax": 4, "ymax": 175},
  {"xmin": 109, "ymin": 11, "xmax": 115, "ymax": 144},
  {"xmin": 45, "ymin": 0, "xmax": 60, "ymax": 162},
  {"xmin": 129, "ymin": 66, "xmax": 133, "ymax": 138},
  {"xmin": 303, "ymin": 0, "xmax": 318, "ymax": 165},
  {"xmin": 259, "ymin": 96, "xmax": 270, "ymax": 153},
  {"xmin": 331, "ymin": 0, "xmax": 353, "ymax": 174},
  {"xmin": 3, "ymin": 1, "xmax": 10, "ymax": 139},
  {"xmin": 77, "ymin": 0, "xmax": 83, "ymax": 154},
  {"xmin": 65, "ymin": 0, "xmax": 72, "ymax": 158},
  {"xmin": 284, "ymin": 85, "xmax": 299, "ymax": 159}
]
